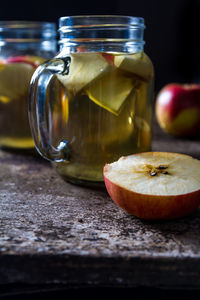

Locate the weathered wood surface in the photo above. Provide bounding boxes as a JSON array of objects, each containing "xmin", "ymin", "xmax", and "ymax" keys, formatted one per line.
[{"xmin": 0, "ymin": 121, "xmax": 200, "ymax": 290}]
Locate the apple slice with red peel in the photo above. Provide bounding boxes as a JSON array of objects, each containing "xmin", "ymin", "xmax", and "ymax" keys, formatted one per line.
[
  {"xmin": 114, "ymin": 52, "xmax": 154, "ymax": 82},
  {"xmin": 0, "ymin": 55, "xmax": 46, "ymax": 101},
  {"xmin": 104, "ymin": 152, "xmax": 200, "ymax": 220},
  {"xmin": 6, "ymin": 55, "xmax": 45, "ymax": 68},
  {"xmin": 57, "ymin": 52, "xmax": 114, "ymax": 95},
  {"xmin": 101, "ymin": 53, "xmax": 115, "ymax": 66}
]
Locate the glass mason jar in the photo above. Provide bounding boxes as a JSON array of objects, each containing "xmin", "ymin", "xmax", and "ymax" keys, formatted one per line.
[
  {"xmin": 29, "ymin": 15, "xmax": 154, "ymax": 186},
  {"xmin": 0, "ymin": 21, "xmax": 57, "ymax": 150}
]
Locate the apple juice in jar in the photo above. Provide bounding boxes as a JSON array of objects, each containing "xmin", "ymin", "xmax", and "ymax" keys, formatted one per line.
[
  {"xmin": 50, "ymin": 51, "xmax": 154, "ymax": 182},
  {"xmin": 0, "ymin": 21, "xmax": 56, "ymax": 150},
  {"xmin": 29, "ymin": 16, "xmax": 154, "ymax": 186}
]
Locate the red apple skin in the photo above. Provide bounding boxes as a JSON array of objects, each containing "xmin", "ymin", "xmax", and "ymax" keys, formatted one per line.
[
  {"xmin": 104, "ymin": 166, "xmax": 200, "ymax": 220},
  {"xmin": 101, "ymin": 53, "xmax": 115, "ymax": 66},
  {"xmin": 155, "ymin": 83, "xmax": 200, "ymax": 137},
  {"xmin": 6, "ymin": 55, "xmax": 44, "ymax": 68},
  {"xmin": 6, "ymin": 56, "xmax": 36, "ymax": 67}
]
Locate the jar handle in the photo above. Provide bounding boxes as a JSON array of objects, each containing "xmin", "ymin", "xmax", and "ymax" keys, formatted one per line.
[{"xmin": 28, "ymin": 57, "xmax": 71, "ymax": 162}]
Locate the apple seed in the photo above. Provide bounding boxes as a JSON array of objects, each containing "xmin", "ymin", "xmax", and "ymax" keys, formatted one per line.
[
  {"xmin": 150, "ymin": 171, "xmax": 157, "ymax": 176},
  {"xmin": 158, "ymin": 165, "xmax": 168, "ymax": 169}
]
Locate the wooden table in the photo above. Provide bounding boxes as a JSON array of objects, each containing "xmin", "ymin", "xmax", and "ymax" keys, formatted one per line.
[{"xmin": 0, "ymin": 120, "xmax": 200, "ymax": 297}]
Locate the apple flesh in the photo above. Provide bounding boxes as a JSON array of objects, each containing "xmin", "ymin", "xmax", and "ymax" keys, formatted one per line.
[
  {"xmin": 57, "ymin": 52, "xmax": 114, "ymax": 95},
  {"xmin": 0, "ymin": 56, "xmax": 45, "ymax": 99},
  {"xmin": 114, "ymin": 52, "xmax": 154, "ymax": 82},
  {"xmin": 103, "ymin": 152, "xmax": 200, "ymax": 220},
  {"xmin": 155, "ymin": 83, "xmax": 200, "ymax": 137}
]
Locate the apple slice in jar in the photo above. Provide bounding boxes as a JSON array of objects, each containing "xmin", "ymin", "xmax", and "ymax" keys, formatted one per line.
[
  {"xmin": 86, "ymin": 69, "xmax": 134, "ymax": 115},
  {"xmin": 57, "ymin": 52, "xmax": 114, "ymax": 96},
  {"xmin": 0, "ymin": 55, "xmax": 46, "ymax": 102},
  {"xmin": 6, "ymin": 55, "xmax": 46, "ymax": 68},
  {"xmin": 104, "ymin": 152, "xmax": 200, "ymax": 220},
  {"xmin": 0, "ymin": 63, "xmax": 35, "ymax": 101},
  {"xmin": 114, "ymin": 52, "xmax": 154, "ymax": 82}
]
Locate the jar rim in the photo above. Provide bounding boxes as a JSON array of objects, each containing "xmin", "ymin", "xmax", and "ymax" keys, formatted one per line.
[
  {"xmin": 58, "ymin": 15, "xmax": 145, "ymax": 53},
  {"xmin": 0, "ymin": 21, "xmax": 57, "ymax": 41},
  {"xmin": 0, "ymin": 21, "xmax": 56, "ymax": 30},
  {"xmin": 59, "ymin": 15, "xmax": 145, "ymax": 29}
]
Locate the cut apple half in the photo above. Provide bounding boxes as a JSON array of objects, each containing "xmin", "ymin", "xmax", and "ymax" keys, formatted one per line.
[{"xmin": 104, "ymin": 152, "xmax": 200, "ymax": 220}]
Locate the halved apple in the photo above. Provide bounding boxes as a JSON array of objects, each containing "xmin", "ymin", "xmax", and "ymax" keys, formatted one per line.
[{"xmin": 103, "ymin": 152, "xmax": 200, "ymax": 220}]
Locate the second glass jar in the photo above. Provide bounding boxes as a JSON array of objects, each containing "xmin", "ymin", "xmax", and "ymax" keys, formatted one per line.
[{"xmin": 0, "ymin": 21, "xmax": 57, "ymax": 150}]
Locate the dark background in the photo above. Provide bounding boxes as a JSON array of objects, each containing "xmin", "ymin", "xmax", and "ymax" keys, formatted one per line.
[
  {"xmin": 1, "ymin": 0, "xmax": 200, "ymax": 93},
  {"xmin": 1, "ymin": 2, "xmax": 200, "ymax": 299}
]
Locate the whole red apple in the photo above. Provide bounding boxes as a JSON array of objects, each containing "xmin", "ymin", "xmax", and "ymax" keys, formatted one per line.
[{"xmin": 155, "ymin": 83, "xmax": 200, "ymax": 137}]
